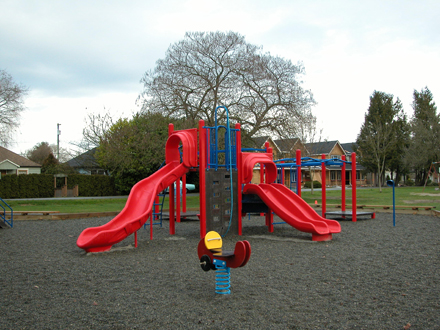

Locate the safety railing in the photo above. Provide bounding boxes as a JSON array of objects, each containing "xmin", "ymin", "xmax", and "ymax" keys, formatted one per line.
[{"xmin": 0, "ymin": 197, "xmax": 13, "ymax": 228}]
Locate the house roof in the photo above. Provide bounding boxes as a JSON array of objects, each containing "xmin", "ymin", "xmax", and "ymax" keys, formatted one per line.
[
  {"xmin": 340, "ymin": 142, "xmax": 357, "ymax": 154},
  {"xmin": 305, "ymin": 140, "xmax": 341, "ymax": 155},
  {"xmin": 0, "ymin": 146, "xmax": 42, "ymax": 167},
  {"xmin": 67, "ymin": 148, "xmax": 100, "ymax": 168},
  {"xmin": 251, "ymin": 136, "xmax": 271, "ymax": 149},
  {"xmin": 273, "ymin": 138, "xmax": 301, "ymax": 153}
]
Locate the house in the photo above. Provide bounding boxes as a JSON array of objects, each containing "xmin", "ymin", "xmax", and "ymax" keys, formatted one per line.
[
  {"xmin": 340, "ymin": 142, "xmax": 357, "ymax": 162},
  {"xmin": 303, "ymin": 140, "xmax": 367, "ymax": 187},
  {"xmin": 251, "ymin": 136, "xmax": 305, "ymax": 160},
  {"xmin": 66, "ymin": 148, "xmax": 107, "ymax": 175},
  {"xmin": 0, "ymin": 146, "xmax": 42, "ymax": 176},
  {"xmin": 250, "ymin": 136, "xmax": 304, "ymax": 186}
]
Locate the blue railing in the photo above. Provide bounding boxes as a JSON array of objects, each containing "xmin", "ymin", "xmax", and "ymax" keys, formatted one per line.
[
  {"xmin": 206, "ymin": 125, "xmax": 238, "ymax": 170},
  {"xmin": 0, "ymin": 197, "xmax": 13, "ymax": 228}
]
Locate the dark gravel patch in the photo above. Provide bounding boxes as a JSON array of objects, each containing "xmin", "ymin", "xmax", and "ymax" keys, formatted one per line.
[{"xmin": 1, "ymin": 213, "xmax": 439, "ymax": 329}]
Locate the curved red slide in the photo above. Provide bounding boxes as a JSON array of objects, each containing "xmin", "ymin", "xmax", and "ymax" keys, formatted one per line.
[
  {"xmin": 77, "ymin": 161, "xmax": 188, "ymax": 252},
  {"xmin": 243, "ymin": 183, "xmax": 341, "ymax": 241},
  {"xmin": 77, "ymin": 128, "xmax": 198, "ymax": 253}
]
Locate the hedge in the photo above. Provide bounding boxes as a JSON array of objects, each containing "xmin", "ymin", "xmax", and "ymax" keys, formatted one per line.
[
  {"xmin": 303, "ymin": 180, "xmax": 322, "ymax": 189},
  {"xmin": 0, "ymin": 174, "xmax": 116, "ymax": 199}
]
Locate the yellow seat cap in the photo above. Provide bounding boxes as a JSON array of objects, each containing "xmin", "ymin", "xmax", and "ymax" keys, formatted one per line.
[{"xmin": 204, "ymin": 231, "xmax": 222, "ymax": 250}]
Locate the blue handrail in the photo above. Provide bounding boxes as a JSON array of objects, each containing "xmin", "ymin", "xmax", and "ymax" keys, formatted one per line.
[{"xmin": 0, "ymin": 197, "xmax": 13, "ymax": 228}]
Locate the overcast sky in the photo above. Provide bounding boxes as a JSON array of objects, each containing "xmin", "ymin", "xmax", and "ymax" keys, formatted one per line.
[{"xmin": 2, "ymin": 0, "xmax": 439, "ymax": 155}]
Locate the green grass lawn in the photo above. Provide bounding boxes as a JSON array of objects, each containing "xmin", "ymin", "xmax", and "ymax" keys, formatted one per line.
[{"xmin": 3, "ymin": 186, "xmax": 440, "ymax": 213}]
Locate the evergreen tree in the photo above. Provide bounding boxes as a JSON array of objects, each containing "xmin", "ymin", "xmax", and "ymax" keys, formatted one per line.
[
  {"xmin": 356, "ymin": 91, "xmax": 406, "ymax": 191},
  {"xmin": 405, "ymin": 87, "xmax": 440, "ymax": 185},
  {"xmin": 387, "ymin": 109, "xmax": 410, "ymax": 185},
  {"xmin": 41, "ymin": 153, "xmax": 59, "ymax": 174}
]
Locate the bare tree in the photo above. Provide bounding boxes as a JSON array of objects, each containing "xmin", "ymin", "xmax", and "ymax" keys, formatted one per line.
[
  {"xmin": 0, "ymin": 70, "xmax": 28, "ymax": 146},
  {"xmin": 82, "ymin": 109, "xmax": 115, "ymax": 149},
  {"xmin": 69, "ymin": 108, "xmax": 116, "ymax": 155},
  {"xmin": 138, "ymin": 31, "xmax": 316, "ymax": 140}
]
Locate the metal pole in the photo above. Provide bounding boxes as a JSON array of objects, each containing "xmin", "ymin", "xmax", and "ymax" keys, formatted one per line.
[
  {"xmin": 198, "ymin": 120, "xmax": 207, "ymax": 238},
  {"xmin": 57, "ymin": 123, "xmax": 61, "ymax": 160},
  {"xmin": 387, "ymin": 180, "xmax": 396, "ymax": 226}
]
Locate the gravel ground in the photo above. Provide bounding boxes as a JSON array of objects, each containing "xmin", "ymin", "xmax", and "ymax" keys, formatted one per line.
[{"xmin": 1, "ymin": 213, "xmax": 439, "ymax": 329}]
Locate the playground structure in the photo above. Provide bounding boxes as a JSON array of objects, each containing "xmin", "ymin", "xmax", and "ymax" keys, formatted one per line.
[
  {"xmin": 274, "ymin": 151, "xmax": 375, "ymax": 221},
  {"xmin": 77, "ymin": 106, "xmax": 346, "ymax": 253},
  {"xmin": 198, "ymin": 231, "xmax": 251, "ymax": 294}
]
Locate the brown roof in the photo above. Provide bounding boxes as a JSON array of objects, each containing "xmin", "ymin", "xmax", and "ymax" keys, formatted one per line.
[
  {"xmin": 305, "ymin": 140, "xmax": 341, "ymax": 155},
  {"xmin": 273, "ymin": 138, "xmax": 301, "ymax": 153},
  {"xmin": 0, "ymin": 146, "xmax": 42, "ymax": 167}
]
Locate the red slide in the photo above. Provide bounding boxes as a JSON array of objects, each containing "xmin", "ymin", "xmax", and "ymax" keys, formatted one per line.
[
  {"xmin": 77, "ymin": 161, "xmax": 188, "ymax": 252},
  {"xmin": 77, "ymin": 128, "xmax": 198, "ymax": 253},
  {"xmin": 243, "ymin": 183, "xmax": 341, "ymax": 241}
]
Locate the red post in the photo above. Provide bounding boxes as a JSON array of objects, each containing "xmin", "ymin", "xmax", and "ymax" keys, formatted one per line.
[
  {"xmin": 352, "ymin": 152, "xmax": 357, "ymax": 222},
  {"xmin": 235, "ymin": 123, "xmax": 243, "ymax": 236},
  {"xmin": 268, "ymin": 147, "xmax": 273, "ymax": 181},
  {"xmin": 169, "ymin": 186, "xmax": 175, "ymax": 234},
  {"xmin": 267, "ymin": 147, "xmax": 275, "ymax": 226},
  {"xmin": 296, "ymin": 149, "xmax": 301, "ymax": 197},
  {"xmin": 182, "ymin": 174, "xmax": 187, "ymax": 213},
  {"xmin": 321, "ymin": 153, "xmax": 326, "ymax": 218},
  {"xmin": 134, "ymin": 230, "xmax": 138, "ymax": 248},
  {"xmin": 341, "ymin": 155, "xmax": 346, "ymax": 212},
  {"xmin": 198, "ymin": 120, "xmax": 207, "ymax": 238},
  {"xmin": 266, "ymin": 210, "xmax": 274, "ymax": 233},
  {"xmin": 261, "ymin": 141, "xmax": 270, "ymax": 183},
  {"xmin": 168, "ymin": 123, "xmax": 175, "ymax": 235},
  {"xmin": 176, "ymin": 179, "xmax": 181, "ymax": 223}
]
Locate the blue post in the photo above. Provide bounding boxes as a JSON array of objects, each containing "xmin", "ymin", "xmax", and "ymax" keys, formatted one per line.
[{"xmin": 387, "ymin": 180, "xmax": 395, "ymax": 226}]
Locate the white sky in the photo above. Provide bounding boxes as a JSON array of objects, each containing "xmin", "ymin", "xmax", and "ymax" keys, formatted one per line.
[{"xmin": 2, "ymin": 0, "xmax": 439, "ymax": 155}]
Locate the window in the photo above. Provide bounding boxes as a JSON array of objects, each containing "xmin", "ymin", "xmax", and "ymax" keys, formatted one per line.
[
  {"xmin": 17, "ymin": 169, "xmax": 28, "ymax": 175},
  {"xmin": 330, "ymin": 171, "xmax": 341, "ymax": 181}
]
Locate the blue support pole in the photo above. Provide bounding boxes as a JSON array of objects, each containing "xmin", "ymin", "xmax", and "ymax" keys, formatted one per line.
[{"xmin": 387, "ymin": 180, "xmax": 395, "ymax": 226}]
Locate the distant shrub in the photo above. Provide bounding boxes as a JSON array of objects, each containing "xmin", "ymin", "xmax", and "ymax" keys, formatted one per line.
[
  {"xmin": 0, "ymin": 174, "xmax": 116, "ymax": 199},
  {"xmin": 405, "ymin": 178, "xmax": 415, "ymax": 186},
  {"xmin": 66, "ymin": 174, "xmax": 116, "ymax": 197},
  {"xmin": 304, "ymin": 180, "xmax": 322, "ymax": 188}
]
